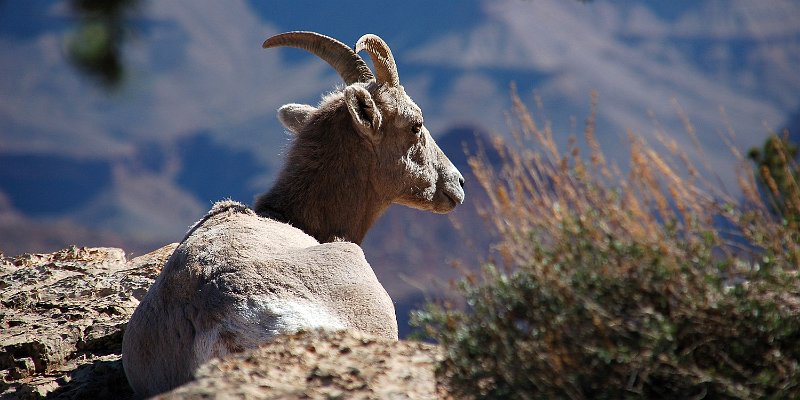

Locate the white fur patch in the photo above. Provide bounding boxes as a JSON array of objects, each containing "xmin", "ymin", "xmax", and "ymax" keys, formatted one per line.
[
  {"xmin": 246, "ymin": 296, "xmax": 347, "ymax": 334},
  {"xmin": 214, "ymin": 296, "xmax": 346, "ymax": 351},
  {"xmin": 193, "ymin": 297, "xmax": 346, "ymax": 367}
]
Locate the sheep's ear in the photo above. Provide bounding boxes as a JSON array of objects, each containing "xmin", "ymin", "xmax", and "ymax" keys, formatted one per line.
[
  {"xmin": 278, "ymin": 103, "xmax": 317, "ymax": 135},
  {"xmin": 344, "ymin": 85, "xmax": 382, "ymax": 140}
]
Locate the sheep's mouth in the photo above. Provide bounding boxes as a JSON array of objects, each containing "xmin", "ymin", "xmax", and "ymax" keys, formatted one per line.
[{"xmin": 432, "ymin": 189, "xmax": 463, "ymax": 213}]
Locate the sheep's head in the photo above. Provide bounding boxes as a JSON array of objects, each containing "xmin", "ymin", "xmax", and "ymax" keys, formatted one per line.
[{"xmin": 264, "ymin": 32, "xmax": 465, "ymax": 214}]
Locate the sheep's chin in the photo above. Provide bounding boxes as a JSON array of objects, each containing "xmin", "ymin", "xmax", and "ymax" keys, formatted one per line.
[
  {"xmin": 432, "ymin": 191, "xmax": 460, "ymax": 213},
  {"xmin": 394, "ymin": 191, "xmax": 459, "ymax": 214}
]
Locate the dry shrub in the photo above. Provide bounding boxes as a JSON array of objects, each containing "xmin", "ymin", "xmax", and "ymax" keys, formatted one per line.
[{"xmin": 412, "ymin": 90, "xmax": 800, "ymax": 399}]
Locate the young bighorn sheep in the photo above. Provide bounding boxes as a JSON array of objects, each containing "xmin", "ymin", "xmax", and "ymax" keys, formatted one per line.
[{"xmin": 122, "ymin": 31, "xmax": 465, "ymax": 397}]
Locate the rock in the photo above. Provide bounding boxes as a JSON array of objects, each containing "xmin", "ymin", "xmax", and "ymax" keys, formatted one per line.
[
  {"xmin": 0, "ymin": 246, "xmax": 449, "ymax": 399},
  {"xmin": 0, "ymin": 245, "xmax": 176, "ymax": 399},
  {"xmin": 159, "ymin": 329, "xmax": 446, "ymax": 400}
]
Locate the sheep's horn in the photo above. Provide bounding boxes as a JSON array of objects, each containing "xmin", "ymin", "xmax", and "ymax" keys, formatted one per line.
[
  {"xmin": 263, "ymin": 31, "xmax": 374, "ymax": 85},
  {"xmin": 355, "ymin": 34, "xmax": 400, "ymax": 87}
]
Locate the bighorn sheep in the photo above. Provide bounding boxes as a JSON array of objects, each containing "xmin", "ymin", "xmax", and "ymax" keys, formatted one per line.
[{"xmin": 122, "ymin": 31, "xmax": 465, "ymax": 397}]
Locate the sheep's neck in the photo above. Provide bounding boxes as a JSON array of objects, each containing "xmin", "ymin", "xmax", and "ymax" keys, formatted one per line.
[
  {"xmin": 255, "ymin": 179, "xmax": 387, "ymax": 245},
  {"xmin": 254, "ymin": 146, "xmax": 388, "ymax": 245}
]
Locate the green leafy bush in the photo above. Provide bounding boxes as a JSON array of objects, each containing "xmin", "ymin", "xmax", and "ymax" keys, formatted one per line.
[{"xmin": 412, "ymin": 91, "xmax": 800, "ymax": 399}]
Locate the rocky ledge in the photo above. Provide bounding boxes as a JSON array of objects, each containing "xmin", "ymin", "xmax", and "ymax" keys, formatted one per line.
[{"xmin": 0, "ymin": 246, "xmax": 445, "ymax": 399}]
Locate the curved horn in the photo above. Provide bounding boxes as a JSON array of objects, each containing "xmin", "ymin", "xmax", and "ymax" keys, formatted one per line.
[
  {"xmin": 263, "ymin": 31, "xmax": 374, "ymax": 85},
  {"xmin": 355, "ymin": 34, "xmax": 400, "ymax": 87}
]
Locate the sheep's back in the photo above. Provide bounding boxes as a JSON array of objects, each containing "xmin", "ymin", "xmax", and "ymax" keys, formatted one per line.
[{"xmin": 178, "ymin": 200, "xmax": 397, "ymax": 340}]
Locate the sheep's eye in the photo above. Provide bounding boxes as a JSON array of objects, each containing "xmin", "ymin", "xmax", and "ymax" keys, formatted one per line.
[{"xmin": 411, "ymin": 123, "xmax": 422, "ymax": 136}]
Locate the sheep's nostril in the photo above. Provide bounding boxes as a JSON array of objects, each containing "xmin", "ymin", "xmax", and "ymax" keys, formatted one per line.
[{"xmin": 459, "ymin": 176, "xmax": 465, "ymax": 188}]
